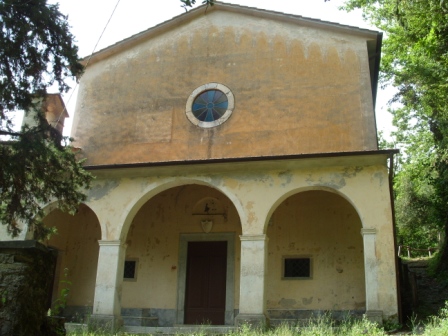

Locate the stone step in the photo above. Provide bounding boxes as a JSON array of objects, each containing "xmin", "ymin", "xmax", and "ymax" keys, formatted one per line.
[
  {"xmin": 123, "ymin": 324, "xmax": 236, "ymax": 335},
  {"xmin": 122, "ymin": 315, "xmax": 159, "ymax": 327},
  {"xmin": 269, "ymin": 319, "xmax": 312, "ymax": 327}
]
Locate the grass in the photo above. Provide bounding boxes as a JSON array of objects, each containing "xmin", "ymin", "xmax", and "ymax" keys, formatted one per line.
[{"xmin": 66, "ymin": 303, "xmax": 448, "ymax": 336}]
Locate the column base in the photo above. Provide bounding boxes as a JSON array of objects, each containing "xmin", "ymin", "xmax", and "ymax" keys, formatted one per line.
[
  {"xmin": 365, "ymin": 310, "xmax": 383, "ymax": 326},
  {"xmin": 88, "ymin": 314, "xmax": 123, "ymax": 332},
  {"xmin": 235, "ymin": 314, "xmax": 269, "ymax": 329}
]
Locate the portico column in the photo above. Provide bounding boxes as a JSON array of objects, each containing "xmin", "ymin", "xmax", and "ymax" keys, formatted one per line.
[
  {"xmin": 361, "ymin": 228, "xmax": 383, "ymax": 324},
  {"xmin": 235, "ymin": 234, "xmax": 269, "ymax": 328},
  {"xmin": 91, "ymin": 240, "xmax": 126, "ymax": 330}
]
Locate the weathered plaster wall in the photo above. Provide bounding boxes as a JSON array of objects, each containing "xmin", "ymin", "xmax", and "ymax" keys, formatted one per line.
[
  {"xmin": 43, "ymin": 204, "xmax": 101, "ymax": 311},
  {"xmin": 121, "ymin": 185, "xmax": 242, "ymax": 310},
  {"xmin": 266, "ymin": 190, "xmax": 365, "ymax": 311},
  {"xmin": 72, "ymin": 10, "xmax": 378, "ymax": 166},
  {"xmin": 83, "ymin": 155, "xmax": 397, "ymax": 319}
]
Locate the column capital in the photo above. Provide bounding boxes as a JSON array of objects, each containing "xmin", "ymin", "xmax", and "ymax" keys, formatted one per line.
[
  {"xmin": 239, "ymin": 234, "xmax": 268, "ymax": 242},
  {"xmin": 98, "ymin": 240, "xmax": 123, "ymax": 247},
  {"xmin": 361, "ymin": 228, "xmax": 377, "ymax": 236}
]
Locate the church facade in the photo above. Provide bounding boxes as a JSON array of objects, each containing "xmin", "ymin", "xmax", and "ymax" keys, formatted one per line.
[{"xmin": 1, "ymin": 2, "xmax": 399, "ymax": 328}]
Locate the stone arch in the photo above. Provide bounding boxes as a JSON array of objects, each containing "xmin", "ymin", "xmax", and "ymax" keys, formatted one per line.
[
  {"xmin": 22, "ymin": 200, "xmax": 102, "ymax": 241},
  {"xmin": 120, "ymin": 180, "xmax": 243, "ymax": 326},
  {"xmin": 40, "ymin": 203, "xmax": 101, "ymax": 320},
  {"xmin": 265, "ymin": 188, "xmax": 365, "ymax": 316},
  {"xmin": 118, "ymin": 177, "xmax": 245, "ymax": 241},
  {"xmin": 263, "ymin": 185, "xmax": 363, "ymax": 234}
]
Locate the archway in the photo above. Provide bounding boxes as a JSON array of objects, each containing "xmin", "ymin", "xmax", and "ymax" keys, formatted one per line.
[
  {"xmin": 42, "ymin": 203, "xmax": 101, "ymax": 321},
  {"xmin": 266, "ymin": 190, "xmax": 365, "ymax": 322},
  {"xmin": 121, "ymin": 184, "xmax": 242, "ymax": 326}
]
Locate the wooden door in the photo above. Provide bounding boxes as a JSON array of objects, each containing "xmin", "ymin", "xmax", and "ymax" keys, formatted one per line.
[{"xmin": 184, "ymin": 241, "xmax": 227, "ymax": 325}]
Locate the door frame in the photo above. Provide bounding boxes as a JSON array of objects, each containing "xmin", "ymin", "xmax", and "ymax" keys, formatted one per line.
[{"xmin": 176, "ymin": 233, "xmax": 235, "ymax": 325}]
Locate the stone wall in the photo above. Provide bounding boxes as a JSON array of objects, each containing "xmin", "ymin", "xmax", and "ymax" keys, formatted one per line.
[{"xmin": 0, "ymin": 240, "xmax": 56, "ymax": 336}]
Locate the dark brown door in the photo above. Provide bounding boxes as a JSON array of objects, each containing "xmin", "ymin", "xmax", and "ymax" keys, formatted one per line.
[{"xmin": 184, "ymin": 241, "xmax": 227, "ymax": 325}]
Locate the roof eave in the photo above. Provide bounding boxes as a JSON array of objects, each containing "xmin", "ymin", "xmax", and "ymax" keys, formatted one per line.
[{"xmin": 83, "ymin": 149, "xmax": 399, "ymax": 171}]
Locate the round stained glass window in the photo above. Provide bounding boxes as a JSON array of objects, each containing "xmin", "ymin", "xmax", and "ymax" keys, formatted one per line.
[
  {"xmin": 186, "ymin": 83, "xmax": 235, "ymax": 128},
  {"xmin": 192, "ymin": 90, "xmax": 228, "ymax": 122}
]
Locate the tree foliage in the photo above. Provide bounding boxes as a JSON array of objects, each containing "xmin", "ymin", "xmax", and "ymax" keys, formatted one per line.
[
  {"xmin": 0, "ymin": 0, "xmax": 83, "ymax": 122},
  {"xmin": 343, "ymin": 0, "xmax": 448, "ymax": 269},
  {"xmin": 393, "ymin": 129, "xmax": 440, "ymax": 249},
  {"xmin": 180, "ymin": 0, "xmax": 214, "ymax": 11},
  {"xmin": 0, "ymin": 0, "xmax": 91, "ymax": 239}
]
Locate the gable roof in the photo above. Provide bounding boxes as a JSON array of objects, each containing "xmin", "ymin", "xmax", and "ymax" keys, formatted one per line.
[{"xmin": 81, "ymin": 1, "xmax": 382, "ymax": 105}]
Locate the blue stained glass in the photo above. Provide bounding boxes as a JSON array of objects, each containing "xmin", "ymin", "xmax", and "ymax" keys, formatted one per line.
[
  {"xmin": 192, "ymin": 89, "xmax": 228, "ymax": 122},
  {"xmin": 207, "ymin": 90, "xmax": 215, "ymax": 102},
  {"xmin": 205, "ymin": 109, "xmax": 214, "ymax": 121},
  {"xmin": 211, "ymin": 110, "xmax": 221, "ymax": 119},
  {"xmin": 214, "ymin": 101, "xmax": 228, "ymax": 110}
]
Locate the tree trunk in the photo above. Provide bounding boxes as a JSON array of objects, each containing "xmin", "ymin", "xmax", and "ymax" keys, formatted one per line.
[{"xmin": 435, "ymin": 219, "xmax": 448, "ymax": 275}]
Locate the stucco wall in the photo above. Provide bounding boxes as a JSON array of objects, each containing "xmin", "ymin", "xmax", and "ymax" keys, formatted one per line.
[
  {"xmin": 72, "ymin": 9, "xmax": 378, "ymax": 166},
  {"xmin": 121, "ymin": 185, "xmax": 242, "ymax": 310},
  {"xmin": 82, "ymin": 154, "xmax": 397, "ymax": 320},
  {"xmin": 266, "ymin": 190, "xmax": 365, "ymax": 311}
]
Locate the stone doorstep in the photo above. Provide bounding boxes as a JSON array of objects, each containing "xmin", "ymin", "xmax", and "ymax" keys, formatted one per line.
[{"xmin": 122, "ymin": 315, "xmax": 159, "ymax": 327}]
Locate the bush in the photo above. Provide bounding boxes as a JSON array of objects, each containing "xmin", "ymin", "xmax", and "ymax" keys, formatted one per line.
[{"xmin": 422, "ymin": 302, "xmax": 448, "ymax": 336}]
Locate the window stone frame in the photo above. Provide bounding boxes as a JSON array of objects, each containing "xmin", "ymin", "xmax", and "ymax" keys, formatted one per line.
[
  {"xmin": 281, "ymin": 255, "xmax": 313, "ymax": 280},
  {"xmin": 186, "ymin": 83, "xmax": 235, "ymax": 128}
]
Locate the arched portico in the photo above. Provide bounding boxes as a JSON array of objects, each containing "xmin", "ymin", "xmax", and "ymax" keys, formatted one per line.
[
  {"xmin": 119, "ymin": 178, "xmax": 247, "ymax": 242},
  {"xmin": 262, "ymin": 186, "xmax": 362, "ymax": 234},
  {"xmin": 265, "ymin": 189, "xmax": 365, "ymax": 322},
  {"xmin": 41, "ymin": 203, "xmax": 101, "ymax": 320},
  {"xmin": 90, "ymin": 180, "xmax": 243, "ymax": 327},
  {"xmin": 235, "ymin": 186, "xmax": 366, "ymax": 327},
  {"xmin": 83, "ymin": 154, "xmax": 397, "ymax": 328},
  {"xmin": 234, "ymin": 162, "xmax": 397, "ymax": 326}
]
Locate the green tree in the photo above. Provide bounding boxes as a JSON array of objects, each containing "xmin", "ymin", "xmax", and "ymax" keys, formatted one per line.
[
  {"xmin": 0, "ymin": 0, "xmax": 91, "ymax": 239},
  {"xmin": 342, "ymin": 0, "xmax": 448, "ymax": 271},
  {"xmin": 393, "ymin": 128, "xmax": 440, "ymax": 251},
  {"xmin": 180, "ymin": 0, "xmax": 214, "ymax": 10}
]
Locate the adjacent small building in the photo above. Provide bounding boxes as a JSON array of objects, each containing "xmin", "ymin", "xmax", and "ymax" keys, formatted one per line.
[{"xmin": 0, "ymin": 2, "xmax": 399, "ymax": 328}]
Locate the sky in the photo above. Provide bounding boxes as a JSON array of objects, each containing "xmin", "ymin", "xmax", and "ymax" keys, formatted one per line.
[{"xmin": 45, "ymin": 0, "xmax": 395, "ymax": 138}]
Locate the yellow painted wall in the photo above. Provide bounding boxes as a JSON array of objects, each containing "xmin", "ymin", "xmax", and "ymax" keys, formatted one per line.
[
  {"xmin": 266, "ymin": 190, "xmax": 365, "ymax": 310},
  {"xmin": 43, "ymin": 204, "xmax": 101, "ymax": 307},
  {"xmin": 76, "ymin": 155, "xmax": 397, "ymax": 319},
  {"xmin": 121, "ymin": 185, "xmax": 242, "ymax": 309},
  {"xmin": 73, "ymin": 9, "xmax": 378, "ymax": 166}
]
